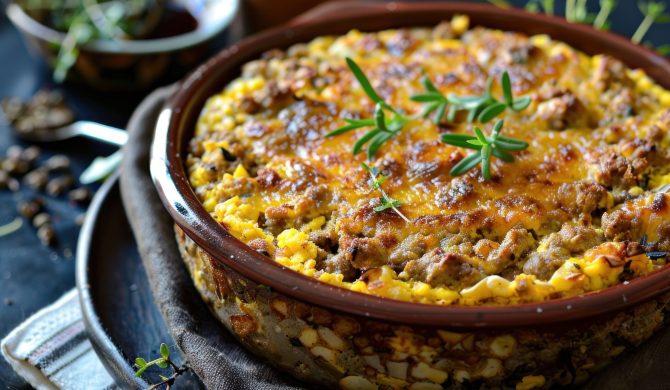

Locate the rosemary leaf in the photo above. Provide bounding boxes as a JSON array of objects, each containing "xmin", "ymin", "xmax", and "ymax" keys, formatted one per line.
[
  {"xmin": 478, "ymin": 102, "xmax": 508, "ymax": 123},
  {"xmin": 347, "ymin": 57, "xmax": 394, "ymax": 113},
  {"xmin": 450, "ymin": 153, "xmax": 482, "ymax": 176},
  {"xmin": 353, "ymin": 128, "xmax": 382, "ymax": 155}
]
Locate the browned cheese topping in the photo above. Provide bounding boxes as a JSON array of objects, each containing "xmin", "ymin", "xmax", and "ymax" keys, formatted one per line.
[{"xmin": 188, "ymin": 17, "xmax": 670, "ymax": 305}]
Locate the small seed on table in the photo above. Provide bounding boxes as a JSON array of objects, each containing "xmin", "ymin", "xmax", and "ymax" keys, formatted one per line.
[
  {"xmin": 32, "ymin": 213, "xmax": 51, "ymax": 228},
  {"xmin": 24, "ymin": 169, "xmax": 48, "ymax": 190},
  {"xmin": 2, "ymin": 158, "xmax": 29, "ymax": 175},
  {"xmin": 46, "ymin": 175, "xmax": 74, "ymax": 196},
  {"xmin": 21, "ymin": 146, "xmax": 41, "ymax": 165},
  {"xmin": 1, "ymin": 98, "xmax": 24, "ymax": 122},
  {"xmin": 37, "ymin": 224, "xmax": 56, "ymax": 246},
  {"xmin": 0, "ymin": 170, "xmax": 9, "ymax": 188},
  {"xmin": 5, "ymin": 145, "xmax": 23, "ymax": 161},
  {"xmin": 18, "ymin": 199, "xmax": 42, "ymax": 219},
  {"xmin": 44, "ymin": 155, "xmax": 71, "ymax": 172},
  {"xmin": 68, "ymin": 187, "xmax": 91, "ymax": 204}
]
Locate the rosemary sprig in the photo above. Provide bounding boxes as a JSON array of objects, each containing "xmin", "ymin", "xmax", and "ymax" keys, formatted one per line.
[
  {"xmin": 411, "ymin": 71, "xmax": 531, "ymax": 125},
  {"xmin": 135, "ymin": 343, "xmax": 186, "ymax": 390},
  {"xmin": 632, "ymin": 1, "xmax": 670, "ymax": 44},
  {"xmin": 361, "ymin": 162, "xmax": 409, "ymax": 222},
  {"xmin": 326, "ymin": 58, "xmax": 408, "ymax": 160},
  {"xmin": 410, "ymin": 76, "xmax": 448, "ymax": 124},
  {"xmin": 441, "ymin": 120, "xmax": 528, "ymax": 180}
]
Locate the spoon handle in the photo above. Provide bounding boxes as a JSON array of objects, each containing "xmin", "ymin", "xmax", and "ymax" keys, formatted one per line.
[{"xmin": 72, "ymin": 121, "xmax": 128, "ymax": 146}]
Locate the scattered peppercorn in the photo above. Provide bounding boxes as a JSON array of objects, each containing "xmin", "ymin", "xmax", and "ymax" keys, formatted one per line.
[
  {"xmin": 21, "ymin": 146, "xmax": 41, "ymax": 165},
  {"xmin": 44, "ymin": 154, "xmax": 71, "ymax": 172},
  {"xmin": 5, "ymin": 145, "xmax": 23, "ymax": 160},
  {"xmin": 46, "ymin": 175, "xmax": 74, "ymax": 196},
  {"xmin": 7, "ymin": 177, "xmax": 20, "ymax": 192},
  {"xmin": 68, "ymin": 187, "xmax": 91, "ymax": 204},
  {"xmin": 17, "ymin": 198, "xmax": 43, "ymax": 219},
  {"xmin": 32, "ymin": 213, "xmax": 51, "ymax": 228},
  {"xmin": 37, "ymin": 224, "xmax": 56, "ymax": 246},
  {"xmin": 2, "ymin": 158, "xmax": 30, "ymax": 176},
  {"xmin": 1, "ymin": 89, "xmax": 74, "ymax": 136},
  {"xmin": 0, "ymin": 171, "xmax": 10, "ymax": 189},
  {"xmin": 24, "ymin": 168, "xmax": 49, "ymax": 190}
]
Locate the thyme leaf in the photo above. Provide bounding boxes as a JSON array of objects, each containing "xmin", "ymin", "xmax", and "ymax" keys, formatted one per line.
[
  {"xmin": 135, "ymin": 343, "xmax": 187, "ymax": 390},
  {"xmin": 361, "ymin": 163, "xmax": 410, "ymax": 222}
]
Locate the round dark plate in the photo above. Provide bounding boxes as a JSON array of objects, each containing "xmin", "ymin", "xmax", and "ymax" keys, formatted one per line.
[{"xmin": 75, "ymin": 175, "xmax": 204, "ymax": 389}]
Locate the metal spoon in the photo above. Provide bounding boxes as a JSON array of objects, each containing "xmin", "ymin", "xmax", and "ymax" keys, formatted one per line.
[{"xmin": 14, "ymin": 120, "xmax": 127, "ymax": 146}]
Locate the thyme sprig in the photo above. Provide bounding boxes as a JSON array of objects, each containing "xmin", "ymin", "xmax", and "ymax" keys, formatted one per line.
[
  {"xmin": 411, "ymin": 71, "xmax": 532, "ymax": 125},
  {"xmin": 441, "ymin": 120, "xmax": 529, "ymax": 180},
  {"xmin": 326, "ymin": 58, "xmax": 409, "ymax": 160},
  {"xmin": 135, "ymin": 343, "xmax": 186, "ymax": 390},
  {"xmin": 361, "ymin": 163, "xmax": 410, "ymax": 222}
]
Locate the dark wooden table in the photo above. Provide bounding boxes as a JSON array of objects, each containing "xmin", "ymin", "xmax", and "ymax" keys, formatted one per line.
[{"xmin": 0, "ymin": 1, "xmax": 668, "ymax": 388}]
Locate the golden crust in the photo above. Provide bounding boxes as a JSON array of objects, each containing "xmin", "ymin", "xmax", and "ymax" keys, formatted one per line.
[{"xmin": 187, "ymin": 18, "xmax": 670, "ymax": 305}]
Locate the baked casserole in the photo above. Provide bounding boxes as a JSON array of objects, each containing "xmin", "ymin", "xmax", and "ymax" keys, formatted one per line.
[
  {"xmin": 185, "ymin": 16, "xmax": 670, "ymax": 307},
  {"xmin": 154, "ymin": 9, "xmax": 670, "ymax": 389}
]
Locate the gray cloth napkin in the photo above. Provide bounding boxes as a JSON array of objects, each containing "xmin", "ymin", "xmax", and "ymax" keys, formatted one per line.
[{"xmin": 119, "ymin": 85, "xmax": 306, "ymax": 390}]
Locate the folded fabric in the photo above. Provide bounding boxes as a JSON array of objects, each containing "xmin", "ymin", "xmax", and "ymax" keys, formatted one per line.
[
  {"xmin": 1, "ymin": 289, "xmax": 117, "ymax": 390},
  {"xmin": 121, "ymin": 86, "xmax": 305, "ymax": 389}
]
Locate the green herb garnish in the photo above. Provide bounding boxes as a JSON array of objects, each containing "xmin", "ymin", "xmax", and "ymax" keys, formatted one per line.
[
  {"xmin": 0, "ymin": 218, "xmax": 23, "ymax": 238},
  {"xmin": 326, "ymin": 58, "xmax": 409, "ymax": 160},
  {"xmin": 411, "ymin": 71, "xmax": 532, "ymax": 125},
  {"xmin": 18, "ymin": 0, "xmax": 164, "ymax": 82},
  {"xmin": 523, "ymin": 0, "xmax": 554, "ymax": 14},
  {"xmin": 486, "ymin": 0, "xmax": 513, "ymax": 9},
  {"xmin": 632, "ymin": 1, "xmax": 670, "ymax": 44},
  {"xmin": 593, "ymin": 0, "xmax": 617, "ymax": 30},
  {"xmin": 134, "ymin": 343, "xmax": 186, "ymax": 390},
  {"xmin": 566, "ymin": 0, "xmax": 592, "ymax": 23},
  {"xmin": 656, "ymin": 44, "xmax": 670, "ymax": 56},
  {"xmin": 441, "ymin": 119, "xmax": 528, "ymax": 180},
  {"xmin": 410, "ymin": 76, "xmax": 449, "ymax": 124},
  {"xmin": 361, "ymin": 162, "xmax": 409, "ymax": 222}
]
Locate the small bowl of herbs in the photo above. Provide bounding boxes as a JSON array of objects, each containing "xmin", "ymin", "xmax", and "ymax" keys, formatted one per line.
[{"xmin": 6, "ymin": 0, "xmax": 239, "ymax": 91}]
